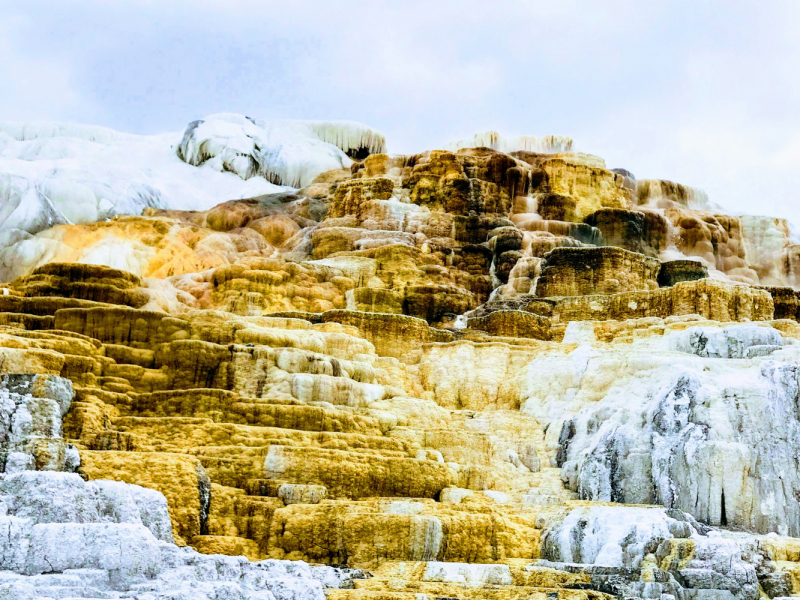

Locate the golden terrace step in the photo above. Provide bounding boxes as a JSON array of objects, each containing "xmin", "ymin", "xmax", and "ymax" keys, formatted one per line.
[
  {"xmin": 202, "ymin": 483, "xmax": 281, "ymax": 557},
  {"xmin": 244, "ymin": 479, "xmax": 328, "ymax": 504},
  {"xmin": 149, "ymin": 339, "xmax": 383, "ymax": 393},
  {"xmin": 185, "ymin": 444, "xmax": 418, "ymax": 489},
  {"xmin": 262, "ymin": 445, "xmax": 450, "ymax": 499},
  {"xmin": 107, "ymin": 416, "xmax": 415, "ymax": 455},
  {"xmin": 197, "ymin": 455, "xmax": 262, "ymax": 489},
  {"xmin": 193, "ymin": 446, "xmax": 453, "ymax": 499},
  {"xmin": 0, "ymin": 295, "xmax": 117, "ymax": 317},
  {"xmin": 328, "ymin": 588, "xmax": 606, "ymax": 600},
  {"xmin": 327, "ymin": 561, "xmax": 612, "ymax": 600},
  {"xmin": 326, "ymin": 592, "xmax": 422, "ymax": 600},
  {"xmin": 370, "ymin": 560, "xmax": 592, "ymax": 588},
  {"xmin": 0, "ymin": 312, "xmax": 54, "ymax": 329},
  {"xmin": 353, "ymin": 583, "xmax": 601, "ymax": 600},
  {"xmin": 388, "ymin": 428, "xmax": 507, "ymax": 467},
  {"xmin": 194, "ymin": 447, "xmax": 523, "ymax": 498},
  {"xmin": 266, "ymin": 499, "xmax": 544, "ymax": 567},
  {"xmin": 119, "ymin": 389, "xmax": 383, "ymax": 434},
  {"xmin": 192, "ymin": 443, "xmax": 411, "ymax": 461},
  {"xmin": 53, "ymin": 305, "xmax": 190, "ymax": 347},
  {"xmin": 97, "ymin": 376, "xmax": 135, "ymax": 393},
  {"xmin": 11, "ymin": 263, "xmax": 149, "ymax": 307},
  {"xmin": 192, "ymin": 535, "xmax": 264, "ymax": 561}
]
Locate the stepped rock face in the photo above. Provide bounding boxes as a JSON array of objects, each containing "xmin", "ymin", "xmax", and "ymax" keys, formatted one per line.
[
  {"xmin": 535, "ymin": 247, "xmax": 660, "ymax": 297},
  {"xmin": 532, "ymin": 155, "xmax": 632, "ymax": 220},
  {"xmin": 526, "ymin": 279, "xmax": 774, "ymax": 325},
  {"xmin": 533, "ymin": 324, "xmax": 800, "ymax": 535},
  {"xmin": 0, "ymin": 373, "xmax": 77, "ymax": 473},
  {"xmin": 584, "ymin": 208, "xmax": 669, "ymax": 257},
  {"xmin": 2, "ymin": 123, "xmax": 800, "ymax": 600},
  {"xmin": 0, "ymin": 471, "xmax": 363, "ymax": 597},
  {"xmin": 658, "ymin": 259, "xmax": 709, "ymax": 287}
]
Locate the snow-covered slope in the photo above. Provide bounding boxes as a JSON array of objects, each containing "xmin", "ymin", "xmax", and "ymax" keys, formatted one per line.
[
  {"xmin": 0, "ymin": 122, "xmax": 280, "ymax": 230},
  {"xmin": 0, "ymin": 116, "xmax": 386, "ymax": 241},
  {"xmin": 0, "ymin": 471, "xmax": 362, "ymax": 598},
  {"xmin": 522, "ymin": 323, "xmax": 800, "ymax": 536},
  {"xmin": 176, "ymin": 114, "xmax": 386, "ymax": 189}
]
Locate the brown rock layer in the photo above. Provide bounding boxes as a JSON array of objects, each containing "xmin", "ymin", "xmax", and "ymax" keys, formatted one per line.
[
  {"xmin": 535, "ymin": 247, "xmax": 660, "ymax": 297},
  {"xmin": 1, "ymin": 134, "xmax": 800, "ymax": 581},
  {"xmin": 528, "ymin": 279, "xmax": 773, "ymax": 323}
]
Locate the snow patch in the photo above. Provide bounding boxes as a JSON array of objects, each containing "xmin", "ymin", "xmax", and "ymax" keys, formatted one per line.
[
  {"xmin": 531, "ymin": 326, "xmax": 800, "ymax": 536},
  {"xmin": 0, "ymin": 115, "xmax": 386, "ymax": 239},
  {"xmin": 176, "ymin": 114, "xmax": 387, "ymax": 188}
]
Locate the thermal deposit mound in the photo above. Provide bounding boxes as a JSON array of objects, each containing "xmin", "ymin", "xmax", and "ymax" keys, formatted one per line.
[{"xmin": 1, "ymin": 117, "xmax": 800, "ymax": 600}]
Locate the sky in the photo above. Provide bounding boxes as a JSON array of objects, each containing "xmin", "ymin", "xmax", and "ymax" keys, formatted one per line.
[{"xmin": 1, "ymin": 0, "xmax": 798, "ymax": 222}]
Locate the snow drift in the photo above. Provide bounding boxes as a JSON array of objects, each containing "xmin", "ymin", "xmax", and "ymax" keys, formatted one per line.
[
  {"xmin": 176, "ymin": 114, "xmax": 386, "ymax": 188},
  {"xmin": 0, "ymin": 115, "xmax": 387, "ymax": 241}
]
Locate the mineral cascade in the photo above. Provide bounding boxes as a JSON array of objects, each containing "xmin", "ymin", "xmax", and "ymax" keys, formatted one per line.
[{"xmin": 1, "ymin": 116, "xmax": 800, "ymax": 600}]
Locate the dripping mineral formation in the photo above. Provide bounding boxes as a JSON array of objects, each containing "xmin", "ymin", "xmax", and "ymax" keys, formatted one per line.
[{"xmin": 1, "ymin": 117, "xmax": 800, "ymax": 600}]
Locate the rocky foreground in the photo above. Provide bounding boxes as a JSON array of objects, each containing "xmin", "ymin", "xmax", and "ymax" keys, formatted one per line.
[{"xmin": 1, "ymin": 119, "xmax": 800, "ymax": 599}]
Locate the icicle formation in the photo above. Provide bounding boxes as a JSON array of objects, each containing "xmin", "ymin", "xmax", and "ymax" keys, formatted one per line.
[
  {"xmin": 444, "ymin": 131, "xmax": 573, "ymax": 154},
  {"xmin": 308, "ymin": 121, "xmax": 387, "ymax": 159},
  {"xmin": 176, "ymin": 114, "xmax": 387, "ymax": 188}
]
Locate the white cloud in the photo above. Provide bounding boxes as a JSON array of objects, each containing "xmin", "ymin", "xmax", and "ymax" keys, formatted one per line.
[
  {"xmin": 0, "ymin": 0, "xmax": 797, "ymax": 223},
  {"xmin": 0, "ymin": 15, "xmax": 94, "ymax": 122}
]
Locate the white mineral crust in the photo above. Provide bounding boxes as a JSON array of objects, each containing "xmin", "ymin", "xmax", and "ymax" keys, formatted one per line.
[{"xmin": 0, "ymin": 470, "xmax": 361, "ymax": 599}]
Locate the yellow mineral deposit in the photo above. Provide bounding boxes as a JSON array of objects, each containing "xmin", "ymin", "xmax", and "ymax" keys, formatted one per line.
[{"xmin": 3, "ymin": 134, "xmax": 800, "ymax": 600}]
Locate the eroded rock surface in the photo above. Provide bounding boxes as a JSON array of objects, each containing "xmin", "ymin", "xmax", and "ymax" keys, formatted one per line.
[
  {"xmin": 0, "ymin": 127, "xmax": 800, "ymax": 600},
  {"xmin": 0, "ymin": 470, "xmax": 363, "ymax": 598}
]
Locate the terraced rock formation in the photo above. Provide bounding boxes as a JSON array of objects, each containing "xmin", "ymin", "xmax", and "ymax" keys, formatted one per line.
[{"xmin": 2, "ymin": 122, "xmax": 800, "ymax": 600}]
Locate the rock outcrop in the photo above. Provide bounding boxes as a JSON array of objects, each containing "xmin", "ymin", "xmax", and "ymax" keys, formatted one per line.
[
  {"xmin": 0, "ymin": 374, "xmax": 77, "ymax": 473},
  {"xmin": 658, "ymin": 259, "xmax": 709, "ymax": 287},
  {"xmin": 535, "ymin": 247, "xmax": 660, "ymax": 297},
  {"xmin": 536, "ymin": 324, "xmax": 800, "ymax": 535},
  {"xmin": 0, "ymin": 470, "xmax": 363, "ymax": 598},
  {"xmin": 1, "ymin": 122, "xmax": 800, "ymax": 600}
]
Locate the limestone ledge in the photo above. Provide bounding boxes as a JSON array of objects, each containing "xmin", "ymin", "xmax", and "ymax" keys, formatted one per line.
[
  {"xmin": 536, "ymin": 247, "xmax": 661, "ymax": 298},
  {"xmin": 2, "ymin": 133, "xmax": 800, "ymax": 600},
  {"xmin": 526, "ymin": 279, "xmax": 773, "ymax": 324}
]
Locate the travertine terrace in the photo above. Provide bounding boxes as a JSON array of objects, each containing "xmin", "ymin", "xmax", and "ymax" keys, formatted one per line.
[{"xmin": 1, "ymin": 117, "xmax": 800, "ymax": 599}]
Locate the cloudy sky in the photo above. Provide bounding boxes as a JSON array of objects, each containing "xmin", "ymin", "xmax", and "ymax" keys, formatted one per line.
[{"xmin": 2, "ymin": 0, "xmax": 798, "ymax": 222}]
